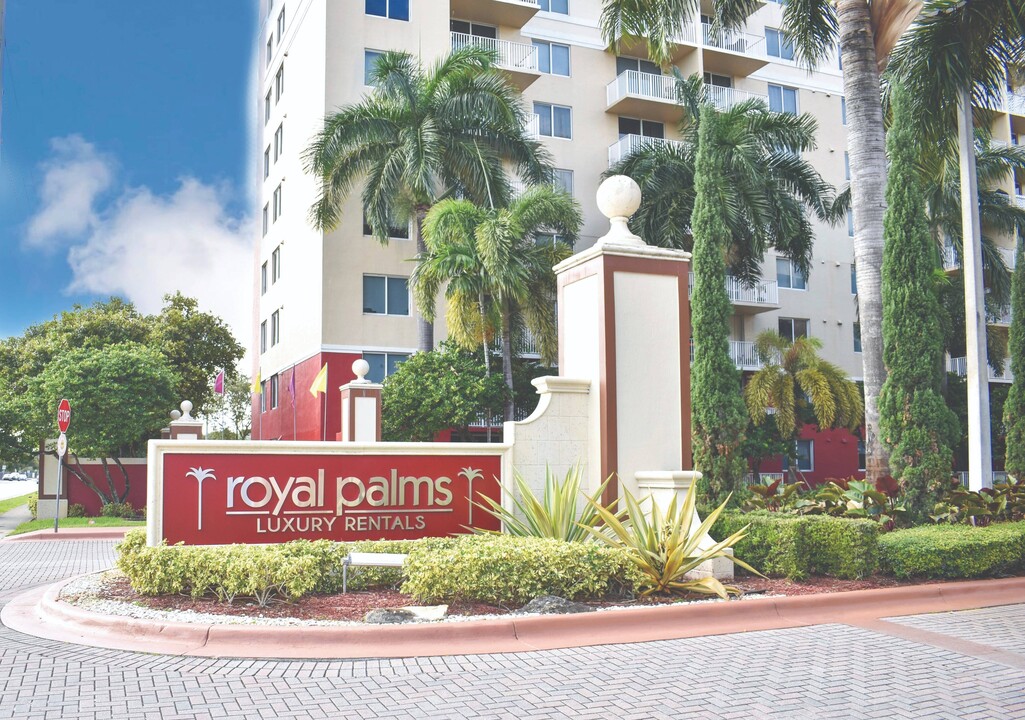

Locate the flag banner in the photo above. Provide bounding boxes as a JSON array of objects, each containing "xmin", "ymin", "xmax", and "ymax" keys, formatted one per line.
[
  {"xmin": 288, "ymin": 368, "xmax": 296, "ymax": 403},
  {"xmin": 309, "ymin": 363, "xmax": 328, "ymax": 397},
  {"xmin": 214, "ymin": 370, "xmax": 225, "ymax": 395},
  {"xmin": 252, "ymin": 372, "xmax": 262, "ymax": 394}
]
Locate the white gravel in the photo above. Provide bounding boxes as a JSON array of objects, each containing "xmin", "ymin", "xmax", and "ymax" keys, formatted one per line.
[{"xmin": 58, "ymin": 571, "xmax": 777, "ymax": 628}]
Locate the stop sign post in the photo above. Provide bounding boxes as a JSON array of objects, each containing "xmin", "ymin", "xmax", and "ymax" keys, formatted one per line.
[{"xmin": 55, "ymin": 400, "xmax": 71, "ymax": 533}]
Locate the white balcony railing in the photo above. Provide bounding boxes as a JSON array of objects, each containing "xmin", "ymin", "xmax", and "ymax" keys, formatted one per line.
[
  {"xmin": 525, "ymin": 113, "xmax": 540, "ymax": 139},
  {"xmin": 450, "ymin": 32, "xmax": 538, "ymax": 72},
  {"xmin": 948, "ymin": 356, "xmax": 1013, "ymax": 382},
  {"xmin": 988, "ymin": 306, "xmax": 1012, "ymax": 325},
  {"xmin": 705, "ymin": 85, "xmax": 768, "ymax": 112},
  {"xmin": 690, "ymin": 339, "xmax": 766, "ymax": 370},
  {"xmin": 689, "ymin": 273, "xmax": 779, "ymax": 305},
  {"xmin": 1007, "ymin": 89, "xmax": 1025, "ymax": 116},
  {"xmin": 701, "ymin": 23, "xmax": 765, "ymax": 58},
  {"xmin": 1015, "ymin": 194, "xmax": 1025, "ymax": 209},
  {"xmin": 492, "ymin": 328, "xmax": 539, "ymax": 356},
  {"xmin": 942, "ymin": 245, "xmax": 959, "ymax": 270},
  {"xmin": 608, "ymin": 134, "xmax": 684, "ymax": 166},
  {"xmin": 606, "ymin": 70, "xmax": 677, "ymax": 107},
  {"xmin": 958, "ymin": 470, "xmax": 1010, "ymax": 487}
]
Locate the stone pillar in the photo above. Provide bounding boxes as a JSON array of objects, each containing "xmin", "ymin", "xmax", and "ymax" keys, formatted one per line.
[
  {"xmin": 338, "ymin": 359, "xmax": 382, "ymax": 442},
  {"xmin": 554, "ymin": 176, "xmax": 694, "ymax": 504},
  {"xmin": 169, "ymin": 401, "xmax": 204, "ymax": 440}
]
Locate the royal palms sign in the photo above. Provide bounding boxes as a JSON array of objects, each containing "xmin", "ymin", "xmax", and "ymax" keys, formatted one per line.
[{"xmin": 149, "ymin": 443, "xmax": 503, "ymax": 545}]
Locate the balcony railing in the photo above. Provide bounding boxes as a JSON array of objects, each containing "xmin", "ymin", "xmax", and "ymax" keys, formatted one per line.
[
  {"xmin": 450, "ymin": 32, "xmax": 538, "ymax": 72},
  {"xmin": 948, "ymin": 356, "xmax": 1013, "ymax": 382},
  {"xmin": 689, "ymin": 273, "xmax": 779, "ymax": 305},
  {"xmin": 690, "ymin": 339, "xmax": 767, "ymax": 370},
  {"xmin": 525, "ymin": 113, "xmax": 540, "ymax": 139},
  {"xmin": 1008, "ymin": 89, "xmax": 1025, "ymax": 116},
  {"xmin": 608, "ymin": 134, "xmax": 684, "ymax": 166},
  {"xmin": 469, "ymin": 404, "xmax": 532, "ymax": 428},
  {"xmin": 606, "ymin": 70, "xmax": 677, "ymax": 107},
  {"xmin": 957, "ymin": 470, "xmax": 1010, "ymax": 487},
  {"xmin": 705, "ymin": 85, "xmax": 767, "ymax": 112},
  {"xmin": 492, "ymin": 328, "xmax": 539, "ymax": 356},
  {"xmin": 701, "ymin": 23, "xmax": 765, "ymax": 58},
  {"xmin": 942, "ymin": 245, "xmax": 959, "ymax": 270}
]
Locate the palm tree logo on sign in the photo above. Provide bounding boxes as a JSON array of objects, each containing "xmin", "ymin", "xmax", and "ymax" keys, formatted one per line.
[
  {"xmin": 458, "ymin": 467, "xmax": 484, "ymax": 526},
  {"xmin": 186, "ymin": 467, "xmax": 217, "ymax": 531}
]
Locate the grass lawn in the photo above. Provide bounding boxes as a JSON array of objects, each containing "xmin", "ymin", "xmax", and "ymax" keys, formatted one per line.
[
  {"xmin": 8, "ymin": 517, "xmax": 145, "ymax": 537},
  {"xmin": 0, "ymin": 493, "xmax": 34, "ymax": 516}
]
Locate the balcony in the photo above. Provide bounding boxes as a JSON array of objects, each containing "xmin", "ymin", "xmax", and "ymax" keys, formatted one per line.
[
  {"xmin": 450, "ymin": 33, "xmax": 539, "ymax": 89},
  {"xmin": 1008, "ymin": 89, "xmax": 1025, "ymax": 117},
  {"xmin": 689, "ymin": 273, "xmax": 779, "ymax": 313},
  {"xmin": 987, "ymin": 306, "xmax": 1012, "ymax": 327},
  {"xmin": 701, "ymin": 22, "xmax": 768, "ymax": 76},
  {"xmin": 957, "ymin": 470, "xmax": 1010, "ymax": 487},
  {"xmin": 948, "ymin": 356, "xmax": 1013, "ymax": 383},
  {"xmin": 449, "ymin": 0, "xmax": 539, "ymax": 29},
  {"xmin": 617, "ymin": 24, "xmax": 700, "ymax": 64},
  {"xmin": 942, "ymin": 245, "xmax": 1015, "ymax": 272},
  {"xmin": 705, "ymin": 85, "xmax": 768, "ymax": 113},
  {"xmin": 606, "ymin": 70, "xmax": 682, "ymax": 124},
  {"xmin": 690, "ymin": 339, "xmax": 767, "ymax": 371},
  {"xmin": 608, "ymin": 134, "xmax": 684, "ymax": 167}
]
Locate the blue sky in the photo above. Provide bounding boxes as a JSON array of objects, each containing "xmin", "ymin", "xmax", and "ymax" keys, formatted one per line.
[{"xmin": 0, "ymin": 1, "xmax": 257, "ymax": 340}]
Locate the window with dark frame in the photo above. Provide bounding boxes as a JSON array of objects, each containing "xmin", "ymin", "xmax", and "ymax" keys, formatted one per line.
[{"xmin": 362, "ymin": 276, "xmax": 410, "ymax": 315}]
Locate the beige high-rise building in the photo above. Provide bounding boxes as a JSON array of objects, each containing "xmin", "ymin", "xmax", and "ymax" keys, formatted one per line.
[{"xmin": 252, "ymin": 0, "xmax": 1024, "ymax": 481}]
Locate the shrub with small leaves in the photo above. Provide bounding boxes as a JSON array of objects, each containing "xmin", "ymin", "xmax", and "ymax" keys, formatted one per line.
[
  {"xmin": 879, "ymin": 522, "xmax": 1025, "ymax": 579},
  {"xmin": 100, "ymin": 502, "xmax": 137, "ymax": 519},
  {"xmin": 67, "ymin": 504, "xmax": 87, "ymax": 518}
]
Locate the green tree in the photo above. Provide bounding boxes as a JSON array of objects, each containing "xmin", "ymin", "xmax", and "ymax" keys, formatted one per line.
[
  {"xmin": 414, "ymin": 185, "xmax": 580, "ymax": 420},
  {"xmin": 744, "ymin": 332, "xmax": 864, "ymax": 478},
  {"xmin": 32, "ymin": 343, "xmax": 177, "ymax": 506},
  {"xmin": 205, "ymin": 373, "xmax": 253, "ymax": 440},
  {"xmin": 304, "ymin": 46, "xmax": 551, "ymax": 352},
  {"xmin": 877, "ymin": 84, "xmax": 960, "ymax": 521},
  {"xmin": 382, "ymin": 343, "xmax": 509, "ymax": 442},
  {"xmin": 1005, "ymin": 238, "xmax": 1025, "ymax": 479},
  {"xmin": 689, "ymin": 105, "xmax": 750, "ymax": 506}
]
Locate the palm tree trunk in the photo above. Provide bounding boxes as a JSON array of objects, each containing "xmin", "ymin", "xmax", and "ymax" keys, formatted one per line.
[
  {"xmin": 501, "ymin": 301, "xmax": 515, "ymax": 422},
  {"xmin": 838, "ymin": 0, "xmax": 890, "ymax": 482},
  {"xmin": 415, "ymin": 209, "xmax": 434, "ymax": 352},
  {"xmin": 957, "ymin": 88, "xmax": 994, "ymax": 490},
  {"xmin": 480, "ymin": 292, "xmax": 492, "ymax": 443}
]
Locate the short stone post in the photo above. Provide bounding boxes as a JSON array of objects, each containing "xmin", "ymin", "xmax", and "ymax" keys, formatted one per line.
[
  {"xmin": 338, "ymin": 359, "xmax": 382, "ymax": 442},
  {"xmin": 169, "ymin": 402, "xmax": 204, "ymax": 440}
]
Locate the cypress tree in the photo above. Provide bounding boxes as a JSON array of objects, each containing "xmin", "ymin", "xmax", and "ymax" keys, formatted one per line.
[
  {"xmin": 690, "ymin": 104, "xmax": 749, "ymax": 505},
  {"xmin": 1003, "ymin": 239, "xmax": 1025, "ymax": 478},
  {"xmin": 878, "ymin": 84, "xmax": 959, "ymax": 520}
]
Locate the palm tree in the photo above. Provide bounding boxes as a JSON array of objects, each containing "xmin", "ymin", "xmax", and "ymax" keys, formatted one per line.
[
  {"xmin": 412, "ymin": 185, "xmax": 582, "ymax": 421},
  {"xmin": 888, "ymin": 0, "xmax": 1025, "ymax": 487},
  {"xmin": 304, "ymin": 46, "xmax": 552, "ymax": 351},
  {"xmin": 601, "ymin": 0, "xmax": 925, "ymax": 483},
  {"xmin": 744, "ymin": 332, "xmax": 864, "ymax": 479},
  {"xmin": 610, "ymin": 74, "xmax": 835, "ymax": 286}
]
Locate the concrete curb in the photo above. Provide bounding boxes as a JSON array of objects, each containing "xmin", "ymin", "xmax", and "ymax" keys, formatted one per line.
[
  {"xmin": 3, "ymin": 575, "xmax": 1024, "ymax": 660},
  {"xmin": 1, "ymin": 527, "xmax": 136, "ymax": 542}
]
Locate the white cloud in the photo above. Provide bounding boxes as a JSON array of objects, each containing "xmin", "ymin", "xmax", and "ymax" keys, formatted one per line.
[{"xmin": 25, "ymin": 135, "xmax": 114, "ymax": 249}]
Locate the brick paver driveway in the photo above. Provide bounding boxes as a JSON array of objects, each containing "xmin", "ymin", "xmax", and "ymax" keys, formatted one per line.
[{"xmin": 1, "ymin": 539, "xmax": 1023, "ymax": 720}]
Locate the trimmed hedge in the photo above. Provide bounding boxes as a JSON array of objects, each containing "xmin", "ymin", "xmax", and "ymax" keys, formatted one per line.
[
  {"xmin": 712, "ymin": 512, "xmax": 879, "ymax": 580},
  {"xmin": 879, "ymin": 522, "xmax": 1025, "ymax": 579}
]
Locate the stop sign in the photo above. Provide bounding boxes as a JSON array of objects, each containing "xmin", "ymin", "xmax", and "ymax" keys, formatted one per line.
[{"xmin": 57, "ymin": 399, "xmax": 72, "ymax": 434}]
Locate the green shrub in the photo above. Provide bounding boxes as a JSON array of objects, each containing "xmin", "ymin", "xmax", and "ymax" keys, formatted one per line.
[
  {"xmin": 879, "ymin": 522, "xmax": 1025, "ymax": 579},
  {"xmin": 67, "ymin": 504, "xmax": 86, "ymax": 518},
  {"xmin": 402, "ymin": 535, "xmax": 642, "ymax": 605},
  {"xmin": 27, "ymin": 492, "xmax": 38, "ymax": 519},
  {"xmin": 712, "ymin": 512, "xmax": 879, "ymax": 580},
  {"xmin": 100, "ymin": 502, "xmax": 137, "ymax": 519}
]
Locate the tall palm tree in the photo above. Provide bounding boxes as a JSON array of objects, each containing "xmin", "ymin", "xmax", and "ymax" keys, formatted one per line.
[
  {"xmin": 744, "ymin": 332, "xmax": 865, "ymax": 479},
  {"xmin": 610, "ymin": 74, "xmax": 835, "ymax": 286},
  {"xmin": 888, "ymin": 0, "xmax": 1025, "ymax": 487},
  {"xmin": 601, "ymin": 0, "xmax": 925, "ymax": 483},
  {"xmin": 304, "ymin": 46, "xmax": 552, "ymax": 351},
  {"xmin": 412, "ymin": 185, "xmax": 582, "ymax": 421}
]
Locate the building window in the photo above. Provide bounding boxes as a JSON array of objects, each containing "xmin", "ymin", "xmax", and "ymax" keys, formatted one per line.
[
  {"xmin": 552, "ymin": 168, "xmax": 573, "ymax": 195},
  {"xmin": 848, "ymin": 210, "xmax": 855, "ymax": 237},
  {"xmin": 776, "ymin": 257, "xmax": 806, "ymax": 290},
  {"xmin": 536, "ymin": 232, "xmax": 573, "ymax": 250},
  {"xmin": 533, "ymin": 40, "xmax": 570, "ymax": 76},
  {"xmin": 778, "ymin": 317, "xmax": 809, "ymax": 342},
  {"xmin": 266, "ymin": 37, "xmax": 273, "ymax": 67},
  {"xmin": 539, "ymin": 0, "xmax": 568, "ymax": 13},
  {"xmin": 853, "ymin": 322, "xmax": 862, "ymax": 353},
  {"xmin": 616, "ymin": 56, "xmax": 661, "ymax": 76},
  {"xmin": 273, "ymin": 184, "xmax": 283, "ymax": 221},
  {"xmin": 765, "ymin": 28, "xmax": 795, "ymax": 60},
  {"xmin": 264, "ymin": 91, "xmax": 272, "ymax": 124},
  {"xmin": 768, "ymin": 84, "xmax": 798, "ymax": 114},
  {"xmin": 260, "ymin": 384, "xmax": 267, "ymax": 412},
  {"xmin": 366, "ymin": 0, "xmax": 409, "ymax": 21},
  {"xmin": 272, "ymin": 246, "xmax": 281, "ymax": 283},
  {"xmin": 264, "ymin": 147, "xmax": 271, "ymax": 179},
  {"xmin": 618, "ymin": 116, "xmax": 664, "ymax": 139},
  {"xmin": 363, "ymin": 275, "xmax": 410, "ymax": 315},
  {"xmin": 534, "ymin": 102, "xmax": 572, "ymax": 139},
  {"xmin": 276, "ymin": 6, "xmax": 286, "ymax": 40},
  {"xmin": 792, "ymin": 440, "xmax": 814, "ymax": 472},
  {"xmin": 271, "ymin": 310, "xmax": 280, "ymax": 346},
  {"xmin": 274, "ymin": 124, "xmax": 284, "ymax": 162},
  {"xmin": 362, "ymin": 212, "xmax": 410, "ymax": 239},
  {"xmin": 261, "ymin": 263, "xmax": 268, "ymax": 295},
  {"xmin": 260, "ymin": 321, "xmax": 268, "ymax": 354},
  {"xmin": 850, "ymin": 264, "xmax": 857, "ymax": 294},
  {"xmin": 275, "ymin": 64, "xmax": 285, "ymax": 103},
  {"xmin": 363, "ymin": 352, "xmax": 410, "ymax": 383},
  {"xmin": 270, "ymin": 374, "xmax": 279, "ymax": 409},
  {"xmin": 858, "ymin": 440, "xmax": 866, "ymax": 471},
  {"xmin": 703, "ymin": 72, "xmax": 732, "ymax": 88},
  {"xmin": 450, "ymin": 20, "xmax": 498, "ymax": 39},
  {"xmin": 844, "ymin": 151, "xmax": 850, "ymax": 181},
  {"xmin": 364, "ymin": 50, "xmax": 385, "ymax": 85},
  {"xmin": 841, "ymin": 97, "xmax": 847, "ymax": 125},
  {"xmin": 262, "ymin": 205, "xmax": 269, "ymax": 236}
]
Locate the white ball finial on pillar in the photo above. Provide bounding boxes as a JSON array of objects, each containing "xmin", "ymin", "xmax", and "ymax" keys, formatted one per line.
[
  {"xmin": 352, "ymin": 358, "xmax": 371, "ymax": 384},
  {"xmin": 596, "ymin": 175, "xmax": 644, "ymax": 246},
  {"xmin": 179, "ymin": 401, "xmax": 194, "ymax": 421},
  {"xmin": 170, "ymin": 410, "xmax": 182, "ymax": 421}
]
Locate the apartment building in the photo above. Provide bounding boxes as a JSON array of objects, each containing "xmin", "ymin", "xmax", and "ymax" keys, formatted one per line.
[{"xmin": 252, "ymin": 0, "xmax": 1024, "ymax": 481}]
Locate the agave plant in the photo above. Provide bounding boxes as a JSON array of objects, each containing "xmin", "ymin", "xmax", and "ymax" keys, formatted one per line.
[
  {"xmin": 584, "ymin": 481, "xmax": 759, "ymax": 598},
  {"xmin": 471, "ymin": 465, "xmax": 618, "ymax": 543}
]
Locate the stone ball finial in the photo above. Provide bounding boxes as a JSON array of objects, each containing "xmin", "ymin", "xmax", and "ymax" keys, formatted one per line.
[
  {"xmin": 352, "ymin": 358, "xmax": 371, "ymax": 383},
  {"xmin": 180, "ymin": 400, "xmax": 194, "ymax": 421},
  {"xmin": 595, "ymin": 175, "xmax": 644, "ymax": 246},
  {"xmin": 170, "ymin": 410, "xmax": 182, "ymax": 421}
]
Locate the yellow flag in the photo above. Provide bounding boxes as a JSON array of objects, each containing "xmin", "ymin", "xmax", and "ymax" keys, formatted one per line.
[
  {"xmin": 251, "ymin": 371, "xmax": 262, "ymax": 394},
  {"xmin": 309, "ymin": 363, "xmax": 328, "ymax": 397}
]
